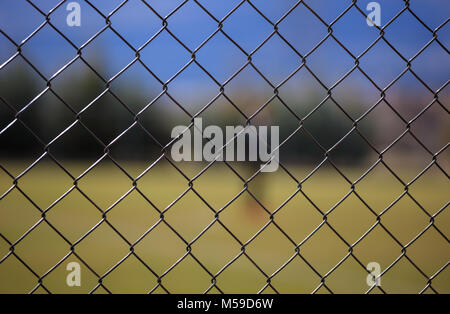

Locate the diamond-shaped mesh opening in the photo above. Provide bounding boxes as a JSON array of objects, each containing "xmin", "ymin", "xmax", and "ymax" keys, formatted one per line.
[
  {"xmin": 109, "ymin": 0, "xmax": 161, "ymax": 49},
  {"xmin": 193, "ymin": 162, "xmax": 243, "ymax": 210},
  {"xmin": 270, "ymin": 255, "xmax": 322, "ymax": 294},
  {"xmin": 75, "ymin": 158, "xmax": 133, "ymax": 209},
  {"xmin": 0, "ymin": 0, "xmax": 43, "ymax": 43},
  {"xmin": 327, "ymin": 257, "xmax": 371, "ymax": 293},
  {"xmin": 278, "ymin": 3, "xmax": 328, "ymax": 56},
  {"xmin": 139, "ymin": 30, "xmax": 191, "ymax": 83},
  {"xmin": 0, "ymin": 0, "xmax": 448, "ymax": 294},
  {"xmin": 0, "ymin": 255, "xmax": 38, "ymax": 293},
  {"xmin": 327, "ymin": 193, "xmax": 375, "ymax": 244},
  {"xmin": 21, "ymin": 24, "xmax": 75, "ymax": 78},
  {"xmin": 14, "ymin": 221, "xmax": 69, "ymax": 276},
  {"xmin": 168, "ymin": 0, "xmax": 218, "ymax": 51},
  {"xmin": 0, "ymin": 188, "xmax": 41, "ymax": 242},
  {"xmin": 14, "ymin": 157, "xmax": 74, "ymax": 209},
  {"xmin": 217, "ymin": 254, "xmax": 268, "ymax": 294},
  {"xmin": 18, "ymin": 91, "xmax": 75, "ymax": 143},
  {"xmin": 193, "ymin": 222, "xmax": 242, "ymax": 274},
  {"xmin": 252, "ymin": 35, "xmax": 303, "ymax": 86},
  {"xmin": 382, "ymin": 257, "xmax": 429, "ymax": 294},
  {"xmin": 102, "ymin": 254, "xmax": 160, "ymax": 294},
  {"xmin": 164, "ymin": 190, "xmax": 216, "ymax": 241},
  {"xmin": 222, "ymin": 1, "xmax": 274, "ymax": 53},
  {"xmin": 46, "ymin": 189, "xmax": 102, "ymax": 243},
  {"xmin": 0, "ymin": 58, "xmax": 45, "ymax": 111},
  {"xmin": 134, "ymin": 221, "xmax": 187, "ymax": 277},
  {"xmin": 74, "ymin": 222, "xmax": 130, "ymax": 276},
  {"xmin": 246, "ymin": 224, "xmax": 295, "ymax": 275},
  {"xmin": 359, "ymin": 39, "xmax": 407, "ymax": 88},
  {"xmin": 384, "ymin": 11, "xmax": 432, "ymax": 60},
  {"xmin": 301, "ymin": 223, "xmax": 350, "ymax": 274}
]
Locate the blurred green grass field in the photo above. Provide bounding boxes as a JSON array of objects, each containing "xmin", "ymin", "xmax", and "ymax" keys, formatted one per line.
[{"xmin": 0, "ymin": 159, "xmax": 449, "ymax": 294}]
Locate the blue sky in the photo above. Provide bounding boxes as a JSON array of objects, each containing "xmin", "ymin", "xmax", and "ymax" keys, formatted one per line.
[{"xmin": 0, "ymin": 0, "xmax": 449, "ymax": 103}]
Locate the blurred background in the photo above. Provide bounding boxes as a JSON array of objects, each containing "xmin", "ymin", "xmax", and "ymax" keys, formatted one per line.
[{"xmin": 0, "ymin": 0, "xmax": 449, "ymax": 293}]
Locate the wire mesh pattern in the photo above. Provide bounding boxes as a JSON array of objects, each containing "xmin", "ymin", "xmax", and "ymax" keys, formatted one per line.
[{"xmin": 0, "ymin": 0, "xmax": 449, "ymax": 294}]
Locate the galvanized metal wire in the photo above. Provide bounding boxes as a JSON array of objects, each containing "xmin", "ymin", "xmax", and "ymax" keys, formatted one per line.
[{"xmin": 0, "ymin": 0, "xmax": 448, "ymax": 294}]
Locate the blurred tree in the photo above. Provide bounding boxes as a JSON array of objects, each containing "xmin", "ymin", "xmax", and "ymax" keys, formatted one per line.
[
  {"xmin": 0, "ymin": 64, "xmax": 42, "ymax": 157},
  {"xmin": 0, "ymin": 64, "xmax": 373, "ymax": 165}
]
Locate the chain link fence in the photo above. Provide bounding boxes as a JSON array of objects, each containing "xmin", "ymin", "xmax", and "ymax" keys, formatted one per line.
[{"xmin": 0, "ymin": 0, "xmax": 449, "ymax": 294}]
